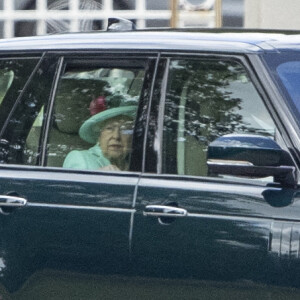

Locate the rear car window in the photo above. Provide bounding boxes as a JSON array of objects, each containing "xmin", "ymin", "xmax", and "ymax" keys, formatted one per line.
[
  {"xmin": 0, "ymin": 59, "xmax": 39, "ymax": 128},
  {"xmin": 0, "ymin": 57, "xmax": 57, "ymax": 165},
  {"xmin": 46, "ymin": 59, "xmax": 147, "ymax": 171}
]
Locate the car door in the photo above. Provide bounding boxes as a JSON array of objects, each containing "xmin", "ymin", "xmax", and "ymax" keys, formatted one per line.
[
  {"xmin": 0, "ymin": 52, "xmax": 157, "ymax": 297},
  {"xmin": 132, "ymin": 54, "xmax": 300, "ymax": 293}
]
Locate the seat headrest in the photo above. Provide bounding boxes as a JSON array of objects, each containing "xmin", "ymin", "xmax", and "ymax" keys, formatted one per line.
[{"xmin": 54, "ymin": 78, "xmax": 109, "ymax": 134}]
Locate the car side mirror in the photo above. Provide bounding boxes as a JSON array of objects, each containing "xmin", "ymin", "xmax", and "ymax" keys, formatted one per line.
[{"xmin": 207, "ymin": 134, "xmax": 298, "ymax": 187}]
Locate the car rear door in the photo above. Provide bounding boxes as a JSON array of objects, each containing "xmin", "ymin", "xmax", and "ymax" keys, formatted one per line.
[
  {"xmin": 131, "ymin": 53, "xmax": 300, "ymax": 293},
  {"xmin": 0, "ymin": 52, "xmax": 157, "ymax": 297}
]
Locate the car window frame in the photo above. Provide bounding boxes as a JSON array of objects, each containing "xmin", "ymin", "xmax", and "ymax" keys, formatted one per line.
[
  {"xmin": 145, "ymin": 52, "xmax": 300, "ymax": 185},
  {"xmin": 40, "ymin": 51, "xmax": 160, "ymax": 174}
]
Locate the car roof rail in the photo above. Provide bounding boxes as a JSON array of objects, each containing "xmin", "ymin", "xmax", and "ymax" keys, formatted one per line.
[{"xmin": 107, "ymin": 18, "xmax": 136, "ymax": 31}]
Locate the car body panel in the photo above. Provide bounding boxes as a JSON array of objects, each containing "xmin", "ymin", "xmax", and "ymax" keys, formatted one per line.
[
  {"xmin": 133, "ymin": 175, "xmax": 300, "ymax": 287},
  {"xmin": 0, "ymin": 31, "xmax": 299, "ymax": 53},
  {"xmin": 1, "ymin": 29, "xmax": 300, "ymax": 298},
  {"xmin": 0, "ymin": 166, "xmax": 138, "ymax": 292},
  {"xmin": 131, "ymin": 47, "xmax": 300, "ymax": 290}
]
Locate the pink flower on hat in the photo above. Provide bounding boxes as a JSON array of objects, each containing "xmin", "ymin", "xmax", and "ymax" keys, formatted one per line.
[{"xmin": 89, "ymin": 96, "xmax": 106, "ymax": 116}]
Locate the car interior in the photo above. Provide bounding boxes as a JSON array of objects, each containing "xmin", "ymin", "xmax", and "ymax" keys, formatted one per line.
[{"xmin": 25, "ymin": 67, "xmax": 145, "ymax": 168}]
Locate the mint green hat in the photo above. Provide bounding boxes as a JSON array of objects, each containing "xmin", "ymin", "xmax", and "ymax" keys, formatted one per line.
[{"xmin": 79, "ymin": 105, "xmax": 137, "ymax": 144}]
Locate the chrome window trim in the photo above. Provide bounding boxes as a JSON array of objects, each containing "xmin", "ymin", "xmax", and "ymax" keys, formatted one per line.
[{"xmin": 28, "ymin": 202, "xmax": 136, "ymax": 213}]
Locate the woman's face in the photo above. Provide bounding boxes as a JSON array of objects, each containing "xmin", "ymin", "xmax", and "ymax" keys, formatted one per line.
[{"xmin": 98, "ymin": 115, "xmax": 133, "ymax": 162}]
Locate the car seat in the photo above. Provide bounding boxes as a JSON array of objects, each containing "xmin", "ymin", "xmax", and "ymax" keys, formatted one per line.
[{"xmin": 46, "ymin": 78, "xmax": 110, "ymax": 167}]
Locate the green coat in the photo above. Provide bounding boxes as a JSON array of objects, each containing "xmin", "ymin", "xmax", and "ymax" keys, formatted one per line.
[{"xmin": 63, "ymin": 144, "xmax": 110, "ymax": 170}]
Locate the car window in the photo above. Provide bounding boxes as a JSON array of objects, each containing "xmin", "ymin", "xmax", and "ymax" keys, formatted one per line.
[
  {"xmin": 0, "ymin": 57, "xmax": 58, "ymax": 165},
  {"xmin": 0, "ymin": 59, "xmax": 40, "ymax": 129},
  {"xmin": 46, "ymin": 59, "xmax": 147, "ymax": 171},
  {"xmin": 262, "ymin": 52, "xmax": 300, "ymax": 126},
  {"xmin": 162, "ymin": 58, "xmax": 278, "ymax": 180},
  {"xmin": 276, "ymin": 61, "xmax": 300, "ymax": 112}
]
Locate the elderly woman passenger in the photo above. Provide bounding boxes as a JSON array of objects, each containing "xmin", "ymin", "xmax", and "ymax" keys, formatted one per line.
[{"xmin": 63, "ymin": 96, "xmax": 136, "ymax": 171}]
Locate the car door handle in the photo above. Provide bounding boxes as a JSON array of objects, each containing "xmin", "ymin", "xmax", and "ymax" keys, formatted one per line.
[
  {"xmin": 0, "ymin": 195, "xmax": 27, "ymax": 207},
  {"xmin": 143, "ymin": 205, "xmax": 187, "ymax": 218}
]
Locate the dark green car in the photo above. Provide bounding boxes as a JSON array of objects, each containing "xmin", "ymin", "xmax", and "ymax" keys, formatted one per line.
[{"xmin": 1, "ymin": 26, "xmax": 300, "ymax": 299}]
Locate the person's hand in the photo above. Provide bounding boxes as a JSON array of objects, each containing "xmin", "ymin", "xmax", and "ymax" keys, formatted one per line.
[{"xmin": 99, "ymin": 164, "xmax": 120, "ymax": 171}]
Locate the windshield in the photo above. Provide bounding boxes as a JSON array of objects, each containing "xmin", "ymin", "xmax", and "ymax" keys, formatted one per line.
[
  {"xmin": 277, "ymin": 61, "xmax": 300, "ymax": 110},
  {"xmin": 263, "ymin": 52, "xmax": 300, "ymax": 121}
]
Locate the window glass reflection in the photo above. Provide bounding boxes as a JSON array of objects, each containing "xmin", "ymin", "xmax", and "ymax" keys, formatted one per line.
[
  {"xmin": 163, "ymin": 59, "xmax": 276, "ymax": 178},
  {"xmin": 48, "ymin": 64, "xmax": 146, "ymax": 171},
  {"xmin": 0, "ymin": 58, "xmax": 56, "ymax": 166}
]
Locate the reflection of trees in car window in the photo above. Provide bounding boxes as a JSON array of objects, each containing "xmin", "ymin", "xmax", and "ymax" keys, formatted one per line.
[{"xmin": 163, "ymin": 58, "xmax": 276, "ymax": 177}]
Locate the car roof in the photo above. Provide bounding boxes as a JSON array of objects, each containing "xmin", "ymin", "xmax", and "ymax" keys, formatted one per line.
[{"xmin": 1, "ymin": 29, "xmax": 300, "ymax": 54}]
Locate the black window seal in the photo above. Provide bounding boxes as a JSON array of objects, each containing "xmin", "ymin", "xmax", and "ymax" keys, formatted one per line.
[
  {"xmin": 40, "ymin": 56, "xmax": 65, "ymax": 166},
  {"xmin": 142, "ymin": 53, "xmax": 161, "ymax": 173},
  {"xmin": 155, "ymin": 58, "xmax": 170, "ymax": 174}
]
